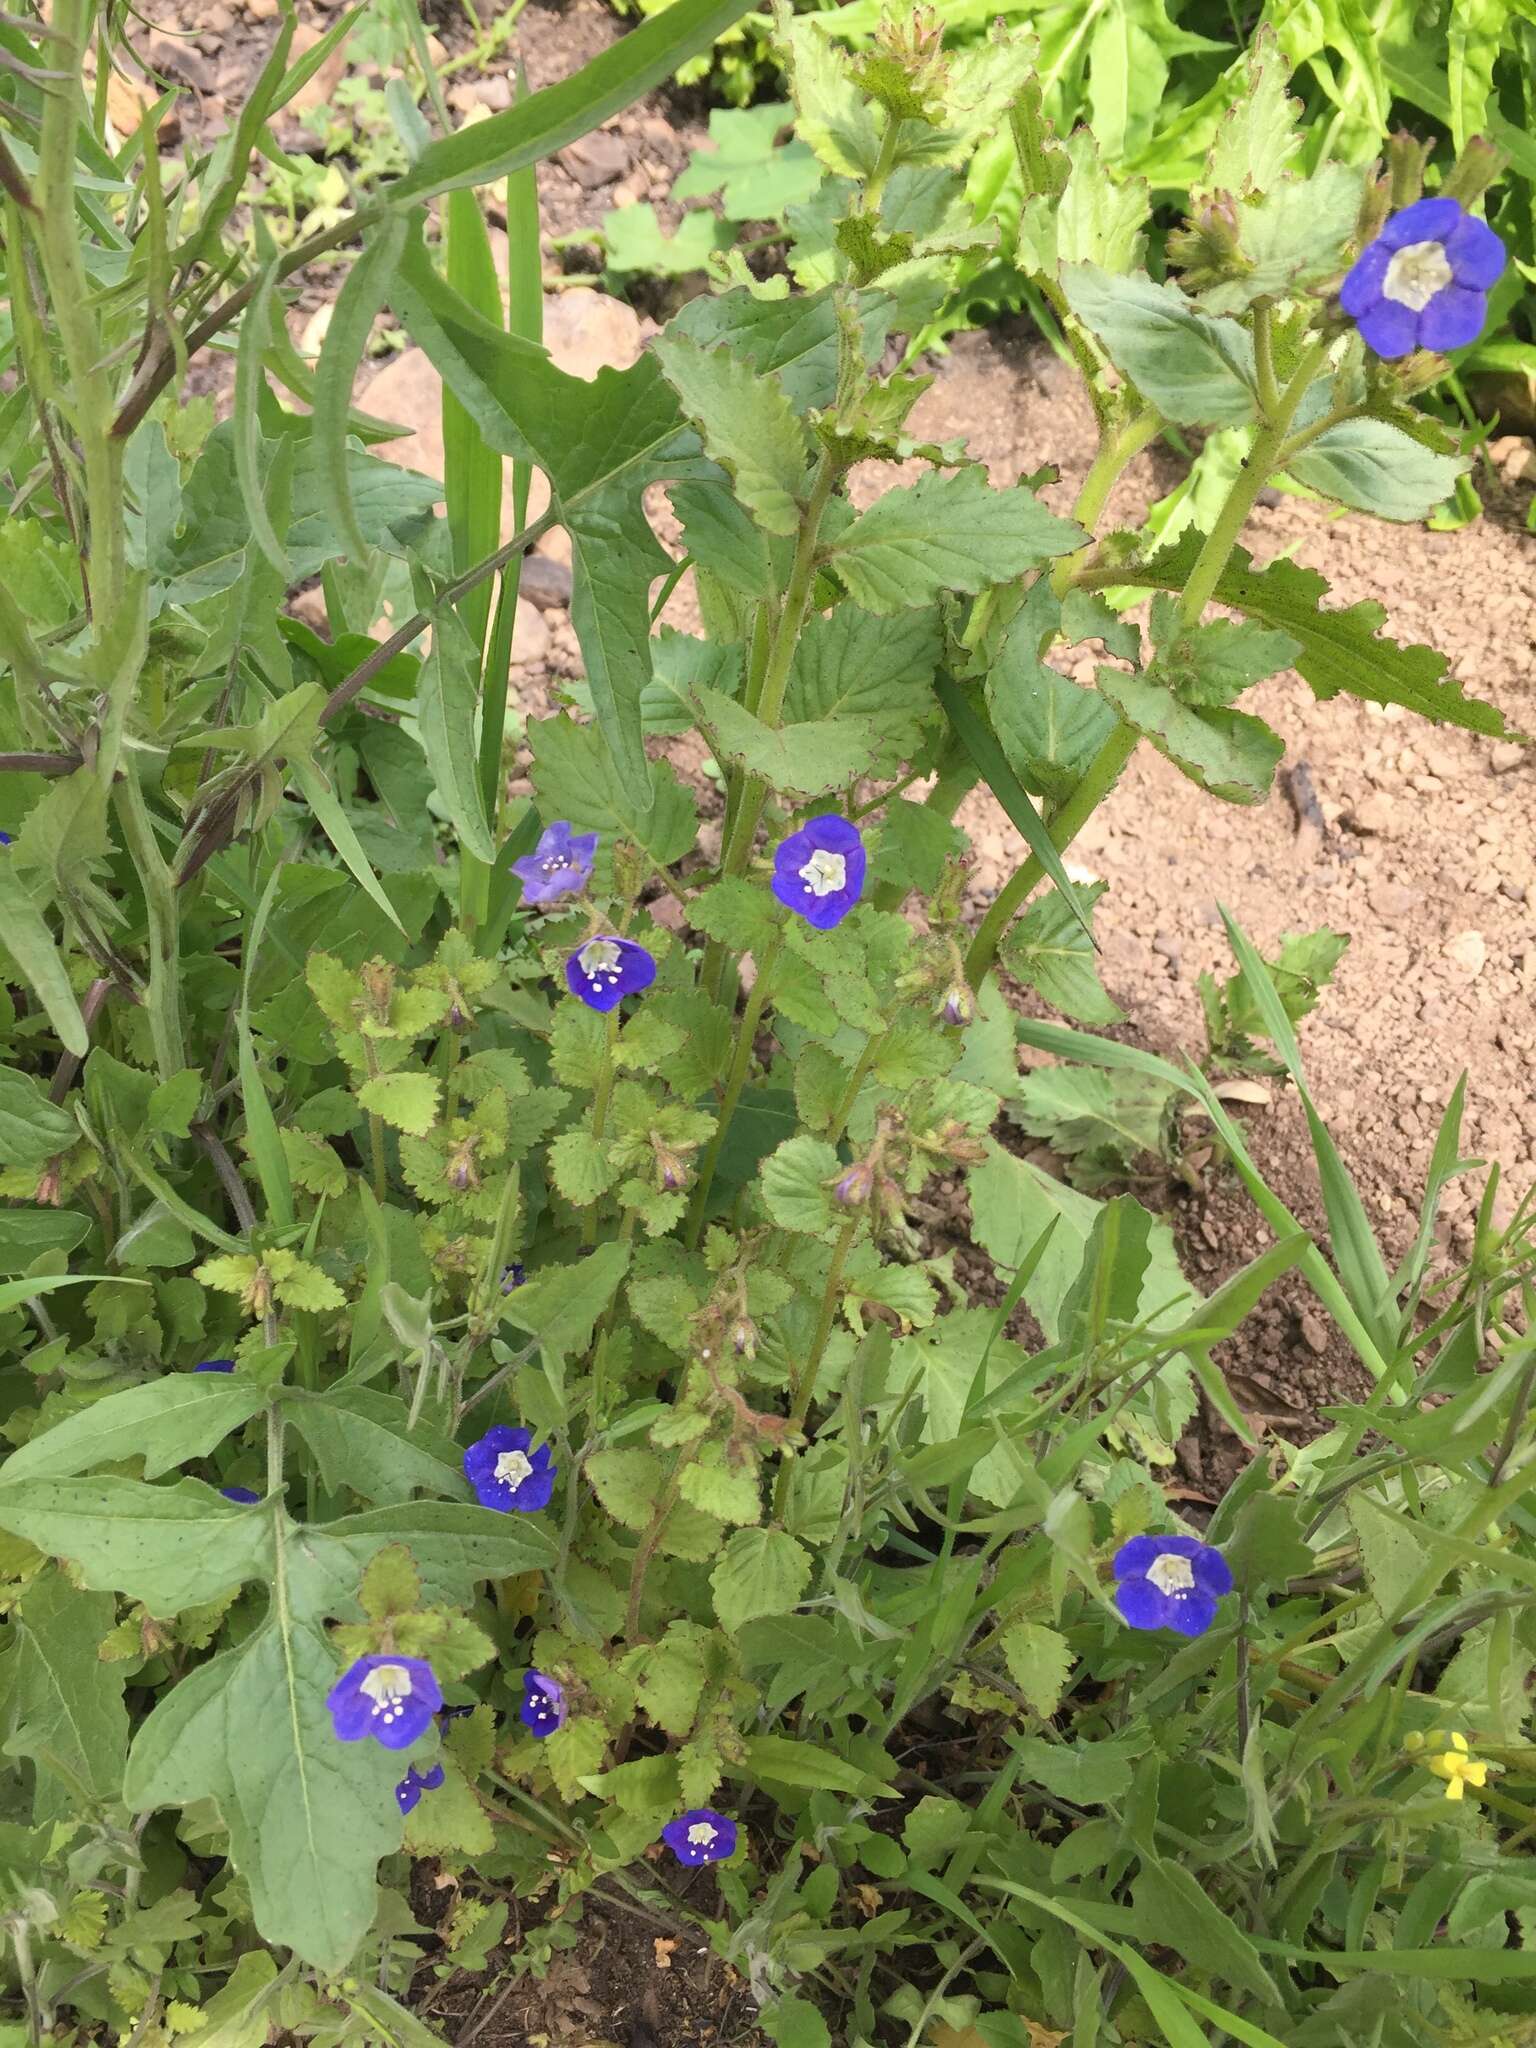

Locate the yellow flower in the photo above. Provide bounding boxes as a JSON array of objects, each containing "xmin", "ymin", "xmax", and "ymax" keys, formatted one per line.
[{"xmin": 1426, "ymin": 1731, "xmax": 1488, "ymax": 1802}]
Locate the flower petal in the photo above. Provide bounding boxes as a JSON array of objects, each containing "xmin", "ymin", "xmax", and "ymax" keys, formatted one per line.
[
  {"xmin": 1191, "ymin": 1544, "xmax": 1234, "ymax": 1597},
  {"xmin": 1418, "ymin": 284, "xmax": 1486, "ymax": 352},
  {"xmin": 1112, "ymin": 1535, "xmax": 1165, "ymax": 1580},
  {"xmin": 1378, "ymin": 196, "xmax": 1462, "ymax": 249},
  {"xmin": 1442, "ymin": 211, "xmax": 1506, "ymax": 289},
  {"xmin": 1356, "ymin": 298, "xmax": 1419, "ymax": 359},
  {"xmin": 1166, "ymin": 1589, "xmax": 1219, "ymax": 1638},
  {"xmin": 1114, "ymin": 1575, "xmax": 1172, "ymax": 1631},
  {"xmin": 1338, "ymin": 241, "xmax": 1391, "ymax": 317}
]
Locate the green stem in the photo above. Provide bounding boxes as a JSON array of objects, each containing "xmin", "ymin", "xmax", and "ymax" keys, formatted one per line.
[
  {"xmin": 963, "ymin": 721, "xmax": 1138, "ymax": 988},
  {"xmin": 863, "ymin": 114, "xmax": 905, "ymax": 213},
  {"xmin": 265, "ymin": 1404, "xmax": 285, "ymax": 1498},
  {"xmin": 827, "ymin": 1032, "xmax": 882, "ymax": 1145},
  {"xmin": 686, "ymin": 928, "xmax": 786, "ymax": 1247},
  {"xmin": 361, "ymin": 1040, "xmax": 388, "ymax": 1202},
  {"xmin": 773, "ymin": 1217, "xmax": 859, "ymax": 1519},
  {"xmin": 1049, "ymin": 408, "xmax": 1162, "ymax": 597},
  {"xmin": 113, "ymin": 773, "xmax": 184, "ymax": 1081},
  {"xmin": 581, "ymin": 1010, "xmax": 621, "ymax": 1247},
  {"xmin": 623, "ymin": 1444, "xmax": 701, "ymax": 1643},
  {"xmin": 1178, "ymin": 335, "xmax": 1328, "ymax": 628},
  {"xmin": 1252, "ymin": 301, "xmax": 1280, "ymax": 419}
]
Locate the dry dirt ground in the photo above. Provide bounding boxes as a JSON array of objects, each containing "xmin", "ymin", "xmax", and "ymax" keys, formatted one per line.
[{"xmin": 113, "ymin": 0, "xmax": 1536, "ymax": 2035}]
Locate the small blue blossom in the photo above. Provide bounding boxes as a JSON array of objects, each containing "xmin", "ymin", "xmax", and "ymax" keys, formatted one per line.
[
  {"xmin": 0, "ymin": 833, "xmax": 11, "ymax": 847},
  {"xmin": 1340, "ymin": 197, "xmax": 1505, "ymax": 358},
  {"xmin": 771, "ymin": 814, "xmax": 865, "ymax": 931},
  {"xmin": 565, "ymin": 934, "xmax": 656, "ymax": 1014},
  {"xmin": 194, "ymin": 1358, "xmax": 235, "ymax": 1373},
  {"xmin": 464, "ymin": 1424, "xmax": 557, "ymax": 1513},
  {"xmin": 1113, "ymin": 1533, "xmax": 1232, "ymax": 1638},
  {"xmin": 220, "ymin": 1485, "xmax": 261, "ymax": 1504},
  {"xmin": 327, "ymin": 1652, "xmax": 443, "ymax": 1751},
  {"xmin": 500, "ymin": 1262, "xmax": 527, "ymax": 1294},
  {"xmin": 438, "ymin": 1703, "xmax": 477, "ymax": 1723},
  {"xmin": 662, "ymin": 1808, "xmax": 738, "ymax": 1867},
  {"xmin": 512, "ymin": 821, "xmax": 598, "ymax": 906},
  {"xmin": 519, "ymin": 1670, "xmax": 566, "ymax": 1738},
  {"xmin": 395, "ymin": 1762, "xmax": 446, "ymax": 1815}
]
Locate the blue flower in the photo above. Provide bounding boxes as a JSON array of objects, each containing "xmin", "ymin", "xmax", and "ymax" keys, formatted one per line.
[
  {"xmin": 194, "ymin": 1358, "xmax": 235, "ymax": 1373},
  {"xmin": 220, "ymin": 1485, "xmax": 261, "ymax": 1504},
  {"xmin": 500, "ymin": 1262, "xmax": 527, "ymax": 1294},
  {"xmin": 0, "ymin": 833, "xmax": 11, "ymax": 847},
  {"xmin": 771, "ymin": 814, "xmax": 865, "ymax": 930},
  {"xmin": 661, "ymin": 1808, "xmax": 738, "ymax": 1867},
  {"xmin": 395, "ymin": 1762, "xmax": 446, "ymax": 1815},
  {"xmin": 326, "ymin": 1653, "xmax": 443, "ymax": 1750},
  {"xmin": 564, "ymin": 934, "xmax": 656, "ymax": 1013},
  {"xmin": 463, "ymin": 1424, "xmax": 557, "ymax": 1513},
  {"xmin": 519, "ymin": 1670, "xmax": 566, "ymax": 1738},
  {"xmin": 512, "ymin": 821, "xmax": 598, "ymax": 906},
  {"xmin": 1340, "ymin": 197, "xmax": 1505, "ymax": 358},
  {"xmin": 1113, "ymin": 1534, "xmax": 1232, "ymax": 1637}
]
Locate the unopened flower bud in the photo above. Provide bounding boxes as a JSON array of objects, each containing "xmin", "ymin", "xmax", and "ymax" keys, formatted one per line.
[
  {"xmin": 250, "ymin": 1265, "xmax": 274, "ymax": 1317},
  {"xmin": 652, "ymin": 1140, "xmax": 691, "ymax": 1193},
  {"xmin": 446, "ymin": 1141, "xmax": 480, "ymax": 1193},
  {"xmin": 939, "ymin": 983, "xmax": 974, "ymax": 1028},
  {"xmin": 730, "ymin": 1315, "xmax": 758, "ymax": 1360},
  {"xmin": 1441, "ymin": 135, "xmax": 1506, "ymax": 209},
  {"xmin": 1387, "ymin": 349, "xmax": 1451, "ymax": 397},
  {"xmin": 1167, "ymin": 196, "xmax": 1250, "ymax": 289},
  {"xmin": 1385, "ymin": 131, "xmax": 1432, "ymax": 212},
  {"xmin": 934, "ymin": 1119, "xmax": 987, "ymax": 1166},
  {"xmin": 34, "ymin": 1160, "xmax": 62, "ymax": 1207},
  {"xmin": 834, "ymin": 1161, "xmax": 875, "ymax": 1207},
  {"xmin": 447, "ymin": 999, "xmax": 472, "ymax": 1032},
  {"xmin": 360, "ymin": 959, "xmax": 395, "ymax": 1022}
]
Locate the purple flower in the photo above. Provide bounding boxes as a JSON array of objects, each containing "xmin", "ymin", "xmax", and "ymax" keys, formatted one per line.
[
  {"xmin": 771, "ymin": 814, "xmax": 865, "ymax": 930},
  {"xmin": 512, "ymin": 821, "xmax": 598, "ymax": 906},
  {"xmin": 194, "ymin": 1358, "xmax": 235, "ymax": 1373},
  {"xmin": 394, "ymin": 1762, "xmax": 446, "ymax": 1815},
  {"xmin": 662, "ymin": 1808, "xmax": 738, "ymax": 1867},
  {"xmin": 327, "ymin": 1653, "xmax": 443, "ymax": 1750},
  {"xmin": 463, "ymin": 1424, "xmax": 557, "ymax": 1513},
  {"xmin": 500, "ymin": 1262, "xmax": 527, "ymax": 1294},
  {"xmin": 0, "ymin": 833, "xmax": 11, "ymax": 847},
  {"xmin": 519, "ymin": 1670, "xmax": 566, "ymax": 1738},
  {"xmin": 564, "ymin": 935, "xmax": 656, "ymax": 1014},
  {"xmin": 1340, "ymin": 197, "xmax": 1505, "ymax": 358},
  {"xmin": 1113, "ymin": 1534, "xmax": 1232, "ymax": 1638},
  {"xmin": 220, "ymin": 1485, "xmax": 261, "ymax": 1504}
]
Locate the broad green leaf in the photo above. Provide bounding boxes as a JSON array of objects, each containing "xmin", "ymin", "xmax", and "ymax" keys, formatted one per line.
[
  {"xmin": 529, "ymin": 711, "xmax": 697, "ymax": 868},
  {"xmin": 0, "ymin": 1478, "xmax": 272, "ymax": 1610},
  {"xmin": 0, "ymin": 1209, "xmax": 90, "ymax": 1270},
  {"xmin": 357, "ymin": 1070, "xmax": 440, "ymax": 1137},
  {"xmin": 776, "ymin": 4, "xmax": 881, "ymax": 180},
  {"xmin": 653, "ymin": 333, "xmax": 808, "ymax": 536},
  {"xmin": 1061, "ymin": 264, "xmax": 1258, "ymax": 427},
  {"xmin": 500, "ymin": 1239, "xmax": 629, "ymax": 1357},
  {"xmin": 628, "ymin": 1620, "xmax": 712, "ymax": 1737},
  {"xmin": 762, "ymin": 1994, "xmax": 832, "ymax": 2048},
  {"xmin": 758, "ymin": 1136, "xmax": 843, "ymax": 1237},
  {"xmin": 1009, "ymin": 1731, "xmax": 1142, "ymax": 1802},
  {"xmin": 711, "ymin": 1526, "xmax": 812, "ymax": 1632},
  {"xmin": 987, "ymin": 583, "xmax": 1118, "ymax": 802},
  {"xmin": 1347, "ymin": 1490, "xmax": 1426, "ymax": 1618},
  {"xmin": 1195, "ymin": 163, "xmax": 1366, "ymax": 315},
  {"xmin": 602, "ymin": 202, "xmax": 734, "ymax": 277},
  {"xmin": 740, "ymin": 1731, "xmax": 891, "ymax": 1798},
  {"xmin": 679, "ymin": 1452, "xmax": 762, "ymax": 1526},
  {"xmin": 692, "ymin": 685, "xmax": 870, "ymax": 798},
  {"xmin": 392, "ymin": 0, "xmax": 760, "ymax": 200},
  {"xmin": 1011, "ymin": 1068, "xmax": 1176, "ymax": 1179},
  {"xmin": 1133, "ymin": 1858, "xmax": 1280, "ymax": 2005},
  {"xmin": 672, "ymin": 103, "xmax": 822, "ymax": 222},
  {"xmin": 1114, "ymin": 538, "xmax": 1509, "ymax": 736},
  {"xmin": 5, "ymin": 1574, "xmax": 128, "ymax": 1817},
  {"xmin": 1002, "ymin": 880, "xmax": 1123, "ymax": 1026},
  {"xmin": 2, "ymin": 1376, "xmax": 265, "ymax": 1485},
  {"xmin": 416, "ymin": 595, "xmax": 495, "ymax": 864},
  {"xmin": 0, "ymin": 1067, "xmax": 77, "ymax": 1169},
  {"xmin": 827, "ymin": 469, "xmax": 1083, "ymax": 613},
  {"xmin": 1288, "ymin": 417, "xmax": 1469, "ymax": 523},
  {"xmin": 587, "ymin": 1446, "xmax": 664, "ymax": 1532},
  {"xmin": 1145, "ymin": 597, "xmax": 1298, "ymax": 707},
  {"xmin": 313, "ymin": 210, "xmax": 411, "ymax": 564},
  {"xmin": 783, "ymin": 603, "xmax": 942, "ymax": 767},
  {"xmin": 1202, "ymin": 27, "xmax": 1303, "ymax": 197},
  {"xmin": 1096, "ymin": 668, "xmax": 1283, "ymax": 804},
  {"xmin": 1001, "ymin": 1622, "xmax": 1074, "ymax": 1720},
  {"xmin": 282, "ymin": 1388, "xmax": 463, "ymax": 1506},
  {"xmin": 668, "ymin": 284, "xmax": 892, "ymax": 412},
  {"xmin": 1018, "ymin": 128, "xmax": 1149, "ymax": 278}
]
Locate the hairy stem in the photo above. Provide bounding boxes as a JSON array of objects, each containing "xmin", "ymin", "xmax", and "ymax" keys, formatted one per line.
[
  {"xmin": 773, "ymin": 1217, "xmax": 859, "ymax": 1519},
  {"xmin": 686, "ymin": 927, "xmax": 786, "ymax": 1247},
  {"xmin": 113, "ymin": 773, "xmax": 185, "ymax": 1080}
]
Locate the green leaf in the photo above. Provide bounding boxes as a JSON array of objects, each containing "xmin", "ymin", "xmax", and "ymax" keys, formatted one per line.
[
  {"xmin": 1009, "ymin": 1731, "xmax": 1141, "ymax": 1803},
  {"xmin": 1017, "ymin": 128, "xmax": 1149, "ymax": 279},
  {"xmin": 1000, "ymin": 1622, "xmax": 1074, "ymax": 1720},
  {"xmin": 529, "ymin": 713, "xmax": 697, "ymax": 869},
  {"xmin": 1115, "ymin": 538, "xmax": 1508, "ymax": 736},
  {"xmin": 692, "ymin": 685, "xmax": 871, "ymax": 798},
  {"xmin": 1096, "ymin": 667, "xmax": 1283, "ymax": 804},
  {"xmin": 0, "ymin": 857, "xmax": 88, "ymax": 1057},
  {"xmin": 679, "ymin": 1450, "xmax": 761, "ymax": 1526},
  {"xmin": 5, "ymin": 1574, "xmax": 128, "ymax": 1815},
  {"xmin": 1289, "ymin": 417, "xmax": 1469, "ymax": 523},
  {"xmin": 1002, "ymin": 881, "xmax": 1123, "ymax": 1027},
  {"xmin": 1347, "ymin": 1490, "xmax": 1426, "ymax": 1618},
  {"xmin": 147, "ymin": 1068, "xmax": 202, "ymax": 1139},
  {"xmin": 1010, "ymin": 1068, "xmax": 1175, "ymax": 1182},
  {"xmin": 314, "ymin": 210, "xmax": 411, "ymax": 564},
  {"xmin": 673, "ymin": 103, "xmax": 822, "ymax": 222},
  {"xmin": 500, "ymin": 1240, "xmax": 629, "ymax": 1357},
  {"xmin": 653, "ymin": 333, "xmax": 808, "ymax": 536},
  {"xmin": 1146, "ymin": 600, "xmax": 1298, "ymax": 707},
  {"xmin": 282, "ymin": 1388, "xmax": 463, "ymax": 1506},
  {"xmin": 987, "ymin": 583, "xmax": 1118, "ymax": 802},
  {"xmin": 2, "ymin": 1376, "xmax": 265, "ymax": 1486},
  {"xmin": 711, "ymin": 1526, "xmax": 812, "ymax": 1632},
  {"xmin": 668, "ymin": 284, "xmax": 891, "ymax": 413},
  {"xmin": 777, "ymin": 7, "xmax": 881, "ymax": 180},
  {"xmin": 629, "ymin": 1620, "xmax": 712, "ymax": 1737},
  {"xmin": 602, "ymin": 202, "xmax": 734, "ymax": 277},
  {"xmin": 549, "ymin": 1129, "xmax": 618, "ymax": 1208},
  {"xmin": 1196, "ymin": 163, "xmax": 1366, "ymax": 315},
  {"xmin": 0, "ymin": 1209, "xmax": 90, "ymax": 1271},
  {"xmin": 827, "ymin": 469, "xmax": 1083, "ymax": 613},
  {"xmin": 1133, "ymin": 1857, "xmax": 1280, "ymax": 2005},
  {"xmin": 1202, "ymin": 28, "xmax": 1304, "ymax": 197},
  {"xmin": 1061, "ymin": 264, "xmax": 1258, "ymax": 427},
  {"xmin": 739, "ymin": 1730, "xmax": 890, "ymax": 1799},
  {"xmin": 758, "ymin": 1136, "xmax": 842, "ymax": 1237},
  {"xmin": 357, "ymin": 1070, "xmax": 440, "ymax": 1137},
  {"xmin": 416, "ymin": 594, "xmax": 496, "ymax": 864},
  {"xmin": 0, "ymin": 1067, "xmax": 77, "ymax": 1169},
  {"xmin": 586, "ymin": 1446, "xmax": 662, "ymax": 1532},
  {"xmin": 783, "ymin": 603, "xmax": 942, "ymax": 768},
  {"xmin": 762, "ymin": 1994, "xmax": 832, "ymax": 2048},
  {"xmin": 392, "ymin": 0, "xmax": 760, "ymax": 201}
]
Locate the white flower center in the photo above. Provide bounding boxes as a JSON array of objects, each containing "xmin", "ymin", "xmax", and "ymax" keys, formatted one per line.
[
  {"xmin": 578, "ymin": 938, "xmax": 623, "ymax": 988},
  {"xmin": 360, "ymin": 1662, "xmax": 413, "ymax": 1724},
  {"xmin": 799, "ymin": 849, "xmax": 847, "ymax": 898},
  {"xmin": 495, "ymin": 1449, "xmax": 534, "ymax": 1489},
  {"xmin": 687, "ymin": 1821, "xmax": 719, "ymax": 1848},
  {"xmin": 1146, "ymin": 1552, "xmax": 1196, "ymax": 1596},
  {"xmin": 1382, "ymin": 239, "xmax": 1453, "ymax": 312}
]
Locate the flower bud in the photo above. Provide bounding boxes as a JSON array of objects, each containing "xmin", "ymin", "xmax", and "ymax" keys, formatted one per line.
[
  {"xmin": 360, "ymin": 959, "xmax": 395, "ymax": 1023},
  {"xmin": 1167, "ymin": 196, "xmax": 1250, "ymax": 290},
  {"xmin": 652, "ymin": 1140, "xmax": 691, "ymax": 1193},
  {"xmin": 446, "ymin": 998, "xmax": 472, "ymax": 1032},
  {"xmin": 939, "ymin": 983, "xmax": 974, "ymax": 1028},
  {"xmin": 1385, "ymin": 131, "xmax": 1432, "ymax": 212},
  {"xmin": 834, "ymin": 1160, "xmax": 875, "ymax": 1207},
  {"xmin": 446, "ymin": 1141, "xmax": 480, "ymax": 1193},
  {"xmin": 34, "ymin": 1160, "xmax": 62, "ymax": 1207},
  {"xmin": 1441, "ymin": 135, "xmax": 1506, "ymax": 209},
  {"xmin": 730, "ymin": 1315, "xmax": 758, "ymax": 1360},
  {"xmin": 1387, "ymin": 349, "xmax": 1451, "ymax": 397}
]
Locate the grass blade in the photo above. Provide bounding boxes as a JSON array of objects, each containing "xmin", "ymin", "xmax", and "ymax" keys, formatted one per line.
[{"xmin": 313, "ymin": 208, "xmax": 411, "ymax": 564}]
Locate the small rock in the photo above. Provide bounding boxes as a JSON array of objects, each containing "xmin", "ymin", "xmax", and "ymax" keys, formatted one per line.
[
  {"xmin": 1369, "ymin": 882, "xmax": 1421, "ymax": 919},
  {"xmin": 558, "ymin": 129, "xmax": 630, "ymax": 189},
  {"xmin": 288, "ymin": 22, "xmax": 349, "ymax": 114},
  {"xmin": 1151, "ymin": 930, "xmax": 1181, "ymax": 963},
  {"xmin": 510, "ymin": 598, "xmax": 550, "ymax": 668},
  {"xmin": 245, "ymin": 0, "xmax": 278, "ymax": 17},
  {"xmin": 1491, "ymin": 741, "xmax": 1526, "ymax": 773},
  {"xmin": 1348, "ymin": 793, "xmax": 1397, "ymax": 837},
  {"xmin": 1501, "ymin": 879, "xmax": 1528, "ymax": 904},
  {"xmin": 541, "ymin": 290, "xmax": 644, "ymax": 381},
  {"xmin": 473, "ymin": 72, "xmax": 513, "ymax": 111},
  {"xmin": 363, "ymin": 348, "xmax": 551, "ymax": 538},
  {"xmin": 519, "ymin": 552, "xmax": 573, "ymax": 611},
  {"xmin": 537, "ymin": 527, "xmax": 573, "ymax": 570},
  {"xmin": 1489, "ymin": 433, "xmax": 1536, "ymax": 485},
  {"xmin": 1299, "ymin": 1312, "xmax": 1329, "ymax": 1356},
  {"xmin": 1443, "ymin": 929, "xmax": 1487, "ymax": 976}
]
